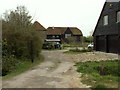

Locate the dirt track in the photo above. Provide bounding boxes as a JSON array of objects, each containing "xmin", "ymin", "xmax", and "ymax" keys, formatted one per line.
[{"xmin": 2, "ymin": 50, "xmax": 118, "ymax": 88}]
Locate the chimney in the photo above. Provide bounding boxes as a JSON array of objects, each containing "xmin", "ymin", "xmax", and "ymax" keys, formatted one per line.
[{"xmin": 52, "ymin": 26, "xmax": 54, "ymax": 29}]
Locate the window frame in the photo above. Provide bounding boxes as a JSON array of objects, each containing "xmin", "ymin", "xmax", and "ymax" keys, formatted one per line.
[
  {"xmin": 56, "ymin": 35, "xmax": 59, "ymax": 38},
  {"xmin": 65, "ymin": 34, "xmax": 71, "ymax": 38},
  {"xmin": 52, "ymin": 35, "xmax": 55, "ymax": 39},
  {"xmin": 103, "ymin": 15, "xmax": 108, "ymax": 26},
  {"xmin": 116, "ymin": 11, "xmax": 120, "ymax": 23}
]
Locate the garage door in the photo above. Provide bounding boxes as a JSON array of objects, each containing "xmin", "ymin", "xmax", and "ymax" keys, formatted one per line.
[
  {"xmin": 108, "ymin": 35, "xmax": 118, "ymax": 53},
  {"xmin": 96, "ymin": 36, "xmax": 106, "ymax": 52}
]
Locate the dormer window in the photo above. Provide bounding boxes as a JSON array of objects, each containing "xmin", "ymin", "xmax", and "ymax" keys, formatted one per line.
[
  {"xmin": 103, "ymin": 15, "xmax": 108, "ymax": 25},
  {"xmin": 117, "ymin": 11, "xmax": 120, "ymax": 23},
  {"xmin": 65, "ymin": 34, "xmax": 71, "ymax": 38},
  {"xmin": 52, "ymin": 35, "xmax": 55, "ymax": 38},
  {"xmin": 56, "ymin": 35, "xmax": 59, "ymax": 38}
]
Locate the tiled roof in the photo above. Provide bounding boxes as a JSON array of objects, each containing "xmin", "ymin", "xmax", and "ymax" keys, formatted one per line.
[
  {"xmin": 69, "ymin": 27, "xmax": 83, "ymax": 35},
  {"xmin": 33, "ymin": 21, "xmax": 46, "ymax": 31},
  {"xmin": 47, "ymin": 27, "xmax": 82, "ymax": 35},
  {"xmin": 47, "ymin": 27, "xmax": 66, "ymax": 35}
]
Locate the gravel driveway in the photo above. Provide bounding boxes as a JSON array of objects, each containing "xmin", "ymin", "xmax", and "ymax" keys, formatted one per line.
[{"xmin": 2, "ymin": 50, "xmax": 118, "ymax": 88}]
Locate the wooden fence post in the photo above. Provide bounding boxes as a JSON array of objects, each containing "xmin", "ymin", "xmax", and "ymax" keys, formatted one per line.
[{"xmin": 30, "ymin": 40, "xmax": 34, "ymax": 63}]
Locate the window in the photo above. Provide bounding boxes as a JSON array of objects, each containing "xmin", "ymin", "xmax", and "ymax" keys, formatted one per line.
[
  {"xmin": 65, "ymin": 34, "xmax": 71, "ymax": 38},
  {"xmin": 117, "ymin": 11, "xmax": 120, "ymax": 23},
  {"xmin": 103, "ymin": 15, "xmax": 108, "ymax": 25},
  {"xmin": 52, "ymin": 35, "xmax": 55, "ymax": 38},
  {"xmin": 56, "ymin": 35, "xmax": 59, "ymax": 38}
]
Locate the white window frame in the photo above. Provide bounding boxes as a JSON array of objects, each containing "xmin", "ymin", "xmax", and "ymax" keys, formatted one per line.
[
  {"xmin": 103, "ymin": 15, "xmax": 108, "ymax": 25},
  {"xmin": 65, "ymin": 34, "xmax": 71, "ymax": 38},
  {"xmin": 56, "ymin": 35, "xmax": 59, "ymax": 38},
  {"xmin": 117, "ymin": 11, "xmax": 120, "ymax": 23},
  {"xmin": 52, "ymin": 35, "xmax": 55, "ymax": 38}
]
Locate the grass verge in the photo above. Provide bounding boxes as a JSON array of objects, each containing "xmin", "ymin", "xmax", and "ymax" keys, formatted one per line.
[
  {"xmin": 75, "ymin": 60, "xmax": 120, "ymax": 88},
  {"xmin": 3, "ymin": 54, "xmax": 44, "ymax": 80},
  {"xmin": 64, "ymin": 48, "xmax": 91, "ymax": 54}
]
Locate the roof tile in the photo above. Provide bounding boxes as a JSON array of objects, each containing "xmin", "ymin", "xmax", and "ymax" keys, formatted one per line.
[{"xmin": 46, "ymin": 27, "xmax": 82, "ymax": 35}]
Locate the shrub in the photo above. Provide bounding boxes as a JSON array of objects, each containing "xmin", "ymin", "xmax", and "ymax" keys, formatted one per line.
[
  {"xmin": 2, "ymin": 6, "xmax": 42, "ymax": 58},
  {"xmin": 2, "ymin": 6, "xmax": 43, "ymax": 76},
  {"xmin": 98, "ymin": 61, "xmax": 119, "ymax": 76},
  {"xmin": 69, "ymin": 48, "xmax": 91, "ymax": 53},
  {"xmin": 2, "ymin": 56, "xmax": 18, "ymax": 76}
]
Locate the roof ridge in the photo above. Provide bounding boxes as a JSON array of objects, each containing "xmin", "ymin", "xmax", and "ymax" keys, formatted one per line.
[
  {"xmin": 47, "ymin": 26, "xmax": 82, "ymax": 35},
  {"xmin": 33, "ymin": 21, "xmax": 46, "ymax": 30}
]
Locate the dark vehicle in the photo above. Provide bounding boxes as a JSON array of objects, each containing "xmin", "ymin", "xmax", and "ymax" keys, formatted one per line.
[
  {"xmin": 54, "ymin": 42, "xmax": 61, "ymax": 49},
  {"xmin": 42, "ymin": 42, "xmax": 61, "ymax": 49},
  {"xmin": 42, "ymin": 42, "xmax": 54, "ymax": 49}
]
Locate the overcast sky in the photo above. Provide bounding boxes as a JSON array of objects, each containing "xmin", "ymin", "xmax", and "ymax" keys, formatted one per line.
[{"xmin": 0, "ymin": 0, "xmax": 106, "ymax": 36}]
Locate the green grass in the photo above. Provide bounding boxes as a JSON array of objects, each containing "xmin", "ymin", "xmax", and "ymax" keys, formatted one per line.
[
  {"xmin": 75, "ymin": 60, "xmax": 120, "ymax": 88},
  {"xmin": 3, "ymin": 55, "xmax": 44, "ymax": 80},
  {"xmin": 63, "ymin": 43, "xmax": 89, "ymax": 47},
  {"xmin": 43, "ymin": 48, "xmax": 61, "ymax": 51}
]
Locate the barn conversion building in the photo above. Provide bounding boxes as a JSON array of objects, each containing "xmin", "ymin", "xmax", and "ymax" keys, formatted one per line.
[
  {"xmin": 33, "ymin": 21, "xmax": 47, "ymax": 43},
  {"xmin": 93, "ymin": 0, "xmax": 120, "ymax": 53},
  {"xmin": 46, "ymin": 27, "xmax": 83, "ymax": 43},
  {"xmin": 33, "ymin": 21, "xmax": 83, "ymax": 44}
]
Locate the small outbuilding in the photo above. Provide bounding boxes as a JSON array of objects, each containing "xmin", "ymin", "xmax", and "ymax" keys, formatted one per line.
[{"xmin": 33, "ymin": 21, "xmax": 47, "ymax": 42}]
